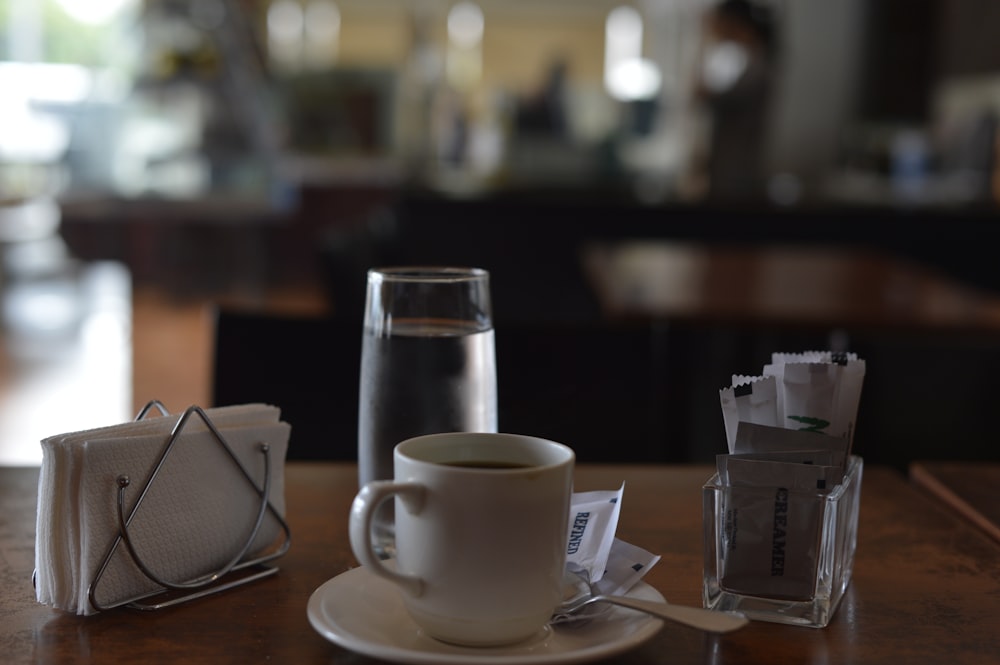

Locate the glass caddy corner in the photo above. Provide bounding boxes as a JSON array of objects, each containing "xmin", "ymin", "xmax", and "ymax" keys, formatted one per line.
[{"xmin": 702, "ymin": 455, "xmax": 863, "ymax": 628}]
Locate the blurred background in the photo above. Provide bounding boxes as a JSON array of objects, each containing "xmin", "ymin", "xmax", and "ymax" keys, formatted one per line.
[{"xmin": 3, "ymin": 0, "xmax": 1000, "ymax": 467}]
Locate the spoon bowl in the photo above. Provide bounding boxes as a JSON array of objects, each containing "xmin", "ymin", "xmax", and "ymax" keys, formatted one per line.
[
  {"xmin": 552, "ymin": 591, "xmax": 749, "ymax": 633},
  {"xmin": 551, "ymin": 567, "xmax": 748, "ymax": 634}
]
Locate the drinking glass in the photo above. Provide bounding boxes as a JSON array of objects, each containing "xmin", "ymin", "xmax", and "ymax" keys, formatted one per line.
[{"xmin": 358, "ymin": 267, "xmax": 498, "ymax": 558}]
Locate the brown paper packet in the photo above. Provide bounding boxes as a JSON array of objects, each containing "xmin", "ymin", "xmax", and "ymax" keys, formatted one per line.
[{"xmin": 733, "ymin": 421, "xmax": 848, "ymax": 470}]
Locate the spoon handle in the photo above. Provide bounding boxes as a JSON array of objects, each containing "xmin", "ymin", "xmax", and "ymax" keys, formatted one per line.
[{"xmin": 594, "ymin": 596, "xmax": 749, "ymax": 633}]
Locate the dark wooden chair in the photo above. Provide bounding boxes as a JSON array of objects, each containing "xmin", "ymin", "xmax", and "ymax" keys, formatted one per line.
[
  {"xmin": 211, "ymin": 307, "xmax": 363, "ymax": 460},
  {"xmin": 210, "ymin": 306, "xmax": 675, "ymax": 463}
]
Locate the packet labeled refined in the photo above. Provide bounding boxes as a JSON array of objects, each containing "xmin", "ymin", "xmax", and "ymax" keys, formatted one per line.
[{"xmin": 565, "ymin": 484, "xmax": 624, "ymax": 583}]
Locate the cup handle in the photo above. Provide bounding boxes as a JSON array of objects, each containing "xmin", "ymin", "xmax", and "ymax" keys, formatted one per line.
[{"xmin": 349, "ymin": 480, "xmax": 426, "ymax": 596}]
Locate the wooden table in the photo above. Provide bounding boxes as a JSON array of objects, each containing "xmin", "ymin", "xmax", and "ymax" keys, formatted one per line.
[
  {"xmin": 3, "ymin": 462, "xmax": 999, "ymax": 664},
  {"xmin": 910, "ymin": 461, "xmax": 1000, "ymax": 543},
  {"xmin": 581, "ymin": 240, "xmax": 1000, "ymax": 332}
]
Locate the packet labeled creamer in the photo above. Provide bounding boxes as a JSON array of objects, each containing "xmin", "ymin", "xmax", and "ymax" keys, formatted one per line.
[
  {"xmin": 565, "ymin": 485, "xmax": 623, "ymax": 583},
  {"xmin": 719, "ymin": 489, "xmax": 824, "ymax": 600},
  {"xmin": 717, "ymin": 457, "xmax": 835, "ymax": 600}
]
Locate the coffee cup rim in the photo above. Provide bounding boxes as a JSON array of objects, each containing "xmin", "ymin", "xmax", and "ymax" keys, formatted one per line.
[{"xmin": 394, "ymin": 432, "xmax": 574, "ymax": 472}]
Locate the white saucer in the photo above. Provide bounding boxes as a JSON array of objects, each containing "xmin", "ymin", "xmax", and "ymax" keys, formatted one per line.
[{"xmin": 307, "ymin": 566, "xmax": 665, "ymax": 665}]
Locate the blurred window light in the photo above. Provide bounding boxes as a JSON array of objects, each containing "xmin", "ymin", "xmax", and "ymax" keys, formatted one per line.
[
  {"xmin": 701, "ymin": 41, "xmax": 748, "ymax": 92},
  {"xmin": 605, "ymin": 6, "xmax": 643, "ymax": 73},
  {"xmin": 604, "ymin": 6, "xmax": 662, "ymax": 102},
  {"xmin": 0, "ymin": 62, "xmax": 94, "ymax": 105},
  {"xmin": 268, "ymin": 0, "xmax": 305, "ymax": 43},
  {"xmin": 445, "ymin": 2, "xmax": 484, "ymax": 90},
  {"xmin": 268, "ymin": 0, "xmax": 306, "ymax": 70},
  {"xmin": 0, "ymin": 62, "xmax": 95, "ymax": 162},
  {"xmin": 304, "ymin": 1, "xmax": 341, "ymax": 68},
  {"xmin": 5, "ymin": 0, "xmax": 138, "ymax": 65},
  {"xmin": 7, "ymin": 0, "xmax": 43, "ymax": 62},
  {"xmin": 448, "ymin": 2, "xmax": 485, "ymax": 49},
  {"xmin": 607, "ymin": 58, "xmax": 662, "ymax": 102},
  {"xmin": 0, "ymin": 103, "xmax": 69, "ymax": 163},
  {"xmin": 55, "ymin": 0, "xmax": 131, "ymax": 26},
  {"xmin": 305, "ymin": 1, "xmax": 341, "ymax": 44}
]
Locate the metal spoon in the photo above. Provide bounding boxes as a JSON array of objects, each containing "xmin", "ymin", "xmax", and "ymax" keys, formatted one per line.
[
  {"xmin": 552, "ymin": 591, "xmax": 749, "ymax": 633},
  {"xmin": 551, "ymin": 567, "xmax": 749, "ymax": 633}
]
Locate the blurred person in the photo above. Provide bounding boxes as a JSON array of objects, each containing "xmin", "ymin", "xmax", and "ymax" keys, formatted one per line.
[
  {"xmin": 514, "ymin": 58, "xmax": 570, "ymax": 139},
  {"xmin": 694, "ymin": 0, "xmax": 777, "ymax": 203}
]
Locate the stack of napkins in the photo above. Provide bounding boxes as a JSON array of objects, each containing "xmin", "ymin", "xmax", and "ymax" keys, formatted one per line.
[{"xmin": 35, "ymin": 404, "xmax": 291, "ymax": 615}]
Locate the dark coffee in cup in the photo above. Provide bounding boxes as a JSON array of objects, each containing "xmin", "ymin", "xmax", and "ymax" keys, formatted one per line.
[{"xmin": 440, "ymin": 460, "xmax": 532, "ymax": 469}]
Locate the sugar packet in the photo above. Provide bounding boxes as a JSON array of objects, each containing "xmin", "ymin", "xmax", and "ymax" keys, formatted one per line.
[
  {"xmin": 564, "ymin": 484, "xmax": 659, "ymax": 592},
  {"xmin": 557, "ymin": 486, "xmax": 659, "ymax": 628},
  {"xmin": 594, "ymin": 538, "xmax": 661, "ymax": 596},
  {"xmin": 763, "ymin": 351, "xmax": 866, "ymax": 449},
  {"xmin": 565, "ymin": 485, "xmax": 623, "ymax": 583},
  {"xmin": 720, "ymin": 376, "xmax": 779, "ymax": 452}
]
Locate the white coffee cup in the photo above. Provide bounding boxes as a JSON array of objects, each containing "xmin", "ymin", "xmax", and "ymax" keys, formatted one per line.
[{"xmin": 349, "ymin": 432, "xmax": 575, "ymax": 646}]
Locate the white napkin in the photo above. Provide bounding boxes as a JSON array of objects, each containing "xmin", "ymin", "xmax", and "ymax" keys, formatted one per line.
[{"xmin": 35, "ymin": 404, "xmax": 290, "ymax": 615}]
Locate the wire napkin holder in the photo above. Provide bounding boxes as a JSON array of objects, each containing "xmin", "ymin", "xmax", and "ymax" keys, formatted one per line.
[{"xmin": 86, "ymin": 400, "xmax": 292, "ymax": 612}]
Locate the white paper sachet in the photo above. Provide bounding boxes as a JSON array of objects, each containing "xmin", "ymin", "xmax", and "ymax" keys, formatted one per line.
[
  {"xmin": 720, "ymin": 375, "xmax": 778, "ymax": 452},
  {"xmin": 594, "ymin": 538, "xmax": 661, "ymax": 597},
  {"xmin": 763, "ymin": 352, "xmax": 866, "ymax": 450},
  {"xmin": 565, "ymin": 485, "xmax": 623, "ymax": 584},
  {"xmin": 565, "ymin": 485, "xmax": 659, "ymax": 598}
]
